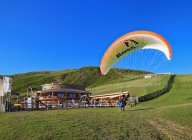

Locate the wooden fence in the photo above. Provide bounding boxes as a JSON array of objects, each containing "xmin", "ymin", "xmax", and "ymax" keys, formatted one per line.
[{"xmin": 138, "ymin": 74, "xmax": 176, "ymax": 102}]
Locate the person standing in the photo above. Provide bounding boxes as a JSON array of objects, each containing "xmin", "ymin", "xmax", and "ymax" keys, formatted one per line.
[
  {"xmin": 118, "ymin": 98, "xmax": 123, "ymax": 111},
  {"xmin": 121, "ymin": 95, "xmax": 126, "ymax": 111},
  {"xmin": 125, "ymin": 93, "xmax": 130, "ymax": 106},
  {"xmin": 122, "ymin": 94, "xmax": 125, "ymax": 100},
  {"xmin": 122, "ymin": 98, "xmax": 126, "ymax": 111}
]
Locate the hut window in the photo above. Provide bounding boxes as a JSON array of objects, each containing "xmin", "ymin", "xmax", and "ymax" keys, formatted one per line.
[
  {"xmin": 68, "ymin": 93, "xmax": 76, "ymax": 98},
  {"xmin": 58, "ymin": 93, "xmax": 64, "ymax": 97}
]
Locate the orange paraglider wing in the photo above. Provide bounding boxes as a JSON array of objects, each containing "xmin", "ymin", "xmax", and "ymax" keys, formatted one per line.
[{"xmin": 100, "ymin": 31, "xmax": 172, "ymax": 75}]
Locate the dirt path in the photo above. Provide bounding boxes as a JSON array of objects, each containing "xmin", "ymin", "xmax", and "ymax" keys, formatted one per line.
[
  {"xmin": 148, "ymin": 118, "xmax": 192, "ymax": 140},
  {"xmin": 160, "ymin": 103, "xmax": 192, "ymax": 110}
]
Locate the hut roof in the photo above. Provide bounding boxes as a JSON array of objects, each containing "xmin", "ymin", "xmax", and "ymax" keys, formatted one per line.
[
  {"xmin": 37, "ymin": 88, "xmax": 91, "ymax": 94},
  {"xmin": 90, "ymin": 92, "xmax": 128, "ymax": 99}
]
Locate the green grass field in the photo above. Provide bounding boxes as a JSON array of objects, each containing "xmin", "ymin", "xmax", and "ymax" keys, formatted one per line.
[
  {"xmin": 88, "ymin": 75, "xmax": 169, "ymax": 96},
  {"xmin": 0, "ymin": 74, "xmax": 192, "ymax": 140}
]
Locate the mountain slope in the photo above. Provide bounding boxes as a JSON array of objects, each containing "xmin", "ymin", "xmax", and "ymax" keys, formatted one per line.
[
  {"xmin": 137, "ymin": 75, "xmax": 192, "ymax": 108},
  {"xmin": 88, "ymin": 75, "xmax": 169, "ymax": 96},
  {"xmin": 11, "ymin": 67, "xmax": 150, "ymax": 96},
  {"xmin": 135, "ymin": 75, "xmax": 192, "ymax": 128}
]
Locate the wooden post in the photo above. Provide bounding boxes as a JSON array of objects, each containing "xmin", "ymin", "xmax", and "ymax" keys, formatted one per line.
[
  {"xmin": 46, "ymin": 100, "xmax": 48, "ymax": 109},
  {"xmin": 27, "ymin": 88, "xmax": 29, "ymax": 98},
  {"xmin": 17, "ymin": 96, "xmax": 19, "ymax": 104},
  {"xmin": 23, "ymin": 97, "xmax": 25, "ymax": 108},
  {"xmin": 52, "ymin": 92, "xmax": 53, "ymax": 108},
  {"xmin": 0, "ymin": 96, "xmax": 2, "ymax": 110},
  {"xmin": 65, "ymin": 92, "xmax": 67, "ymax": 108},
  {"xmin": 78, "ymin": 93, "xmax": 80, "ymax": 108}
]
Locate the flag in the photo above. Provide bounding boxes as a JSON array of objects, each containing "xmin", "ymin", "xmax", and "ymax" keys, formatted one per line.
[
  {"xmin": 3, "ymin": 77, "xmax": 12, "ymax": 95},
  {"xmin": 0, "ymin": 79, "xmax": 3, "ymax": 96}
]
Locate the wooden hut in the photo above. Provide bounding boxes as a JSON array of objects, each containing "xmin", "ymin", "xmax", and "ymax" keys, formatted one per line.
[{"xmin": 34, "ymin": 83, "xmax": 91, "ymax": 108}]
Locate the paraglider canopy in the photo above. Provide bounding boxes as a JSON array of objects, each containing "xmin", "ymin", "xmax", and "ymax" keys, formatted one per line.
[{"xmin": 100, "ymin": 31, "xmax": 172, "ymax": 75}]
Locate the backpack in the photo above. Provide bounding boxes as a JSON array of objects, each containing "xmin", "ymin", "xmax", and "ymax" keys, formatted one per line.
[{"xmin": 118, "ymin": 101, "xmax": 123, "ymax": 107}]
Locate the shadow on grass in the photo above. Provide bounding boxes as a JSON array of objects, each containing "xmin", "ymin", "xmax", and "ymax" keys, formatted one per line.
[
  {"xmin": 186, "ymin": 97, "xmax": 192, "ymax": 100},
  {"xmin": 126, "ymin": 108, "xmax": 154, "ymax": 112}
]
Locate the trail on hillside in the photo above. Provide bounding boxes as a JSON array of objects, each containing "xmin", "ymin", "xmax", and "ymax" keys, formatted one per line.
[
  {"xmin": 148, "ymin": 118, "xmax": 192, "ymax": 140},
  {"xmin": 159, "ymin": 103, "xmax": 192, "ymax": 110}
]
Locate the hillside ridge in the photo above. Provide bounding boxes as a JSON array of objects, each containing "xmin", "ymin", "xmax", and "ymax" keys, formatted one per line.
[{"xmin": 10, "ymin": 66, "xmax": 151, "ymax": 96}]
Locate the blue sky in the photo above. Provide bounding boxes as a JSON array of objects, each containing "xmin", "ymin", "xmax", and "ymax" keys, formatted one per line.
[{"xmin": 0, "ymin": 0, "xmax": 192, "ymax": 74}]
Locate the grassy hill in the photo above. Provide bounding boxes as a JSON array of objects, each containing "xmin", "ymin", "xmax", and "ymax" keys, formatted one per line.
[
  {"xmin": 136, "ymin": 75, "xmax": 192, "ymax": 127},
  {"xmin": 133, "ymin": 74, "xmax": 192, "ymax": 139},
  {"xmin": 0, "ymin": 74, "xmax": 192, "ymax": 139},
  {"xmin": 11, "ymin": 67, "xmax": 150, "ymax": 96},
  {"xmin": 88, "ymin": 75, "xmax": 169, "ymax": 96}
]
